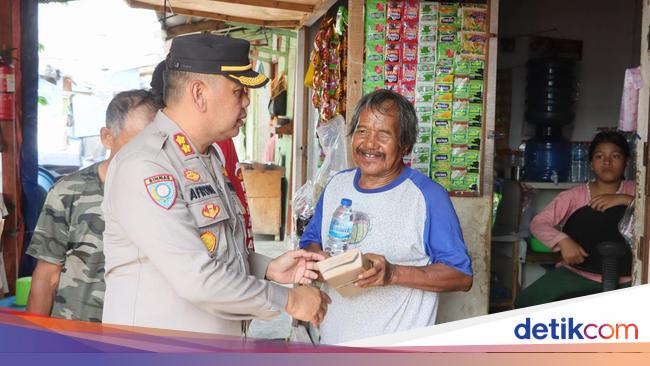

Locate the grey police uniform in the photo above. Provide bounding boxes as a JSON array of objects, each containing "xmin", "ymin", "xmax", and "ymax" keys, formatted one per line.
[{"xmin": 101, "ymin": 111, "xmax": 288, "ymax": 335}]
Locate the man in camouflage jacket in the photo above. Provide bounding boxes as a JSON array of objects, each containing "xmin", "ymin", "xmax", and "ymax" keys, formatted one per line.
[{"xmin": 25, "ymin": 90, "xmax": 159, "ymax": 322}]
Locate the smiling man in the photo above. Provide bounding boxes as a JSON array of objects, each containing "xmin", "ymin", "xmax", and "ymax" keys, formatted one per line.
[
  {"xmin": 301, "ymin": 89, "xmax": 473, "ymax": 344},
  {"xmin": 101, "ymin": 34, "xmax": 330, "ymax": 336}
]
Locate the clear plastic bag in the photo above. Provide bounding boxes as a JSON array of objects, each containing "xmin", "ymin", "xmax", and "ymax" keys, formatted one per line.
[
  {"xmin": 312, "ymin": 115, "xmax": 350, "ymax": 202},
  {"xmin": 618, "ymin": 199, "xmax": 635, "ymax": 248}
]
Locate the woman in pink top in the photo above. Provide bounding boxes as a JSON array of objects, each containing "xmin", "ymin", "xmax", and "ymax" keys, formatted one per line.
[{"xmin": 515, "ymin": 131, "xmax": 634, "ymax": 308}]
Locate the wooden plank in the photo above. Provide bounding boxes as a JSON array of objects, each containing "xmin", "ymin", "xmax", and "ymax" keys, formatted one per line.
[
  {"xmin": 300, "ymin": 0, "xmax": 339, "ymax": 27},
  {"xmin": 211, "ymin": 0, "xmax": 314, "ymax": 13},
  {"xmin": 165, "ymin": 20, "xmax": 226, "ymax": 39},
  {"xmin": 248, "ymin": 197, "xmax": 281, "ymax": 236},
  {"xmin": 638, "ymin": 0, "xmax": 650, "ymax": 285},
  {"xmin": 127, "ymin": 0, "xmax": 300, "ymax": 28},
  {"xmin": 0, "ymin": 0, "xmax": 21, "ymax": 297},
  {"xmin": 344, "ymin": 0, "xmax": 364, "ymax": 167}
]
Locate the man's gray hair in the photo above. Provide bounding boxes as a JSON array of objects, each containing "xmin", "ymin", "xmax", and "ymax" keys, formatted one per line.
[
  {"xmin": 349, "ymin": 89, "xmax": 419, "ymax": 154},
  {"xmin": 105, "ymin": 89, "xmax": 160, "ymax": 136}
]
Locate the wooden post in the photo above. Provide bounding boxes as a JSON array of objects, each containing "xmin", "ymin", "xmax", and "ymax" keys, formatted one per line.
[
  {"xmin": 0, "ymin": 0, "xmax": 22, "ymax": 296},
  {"xmin": 344, "ymin": 0, "xmax": 364, "ymax": 168}
]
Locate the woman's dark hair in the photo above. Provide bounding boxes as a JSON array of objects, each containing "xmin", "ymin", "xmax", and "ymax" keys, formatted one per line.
[
  {"xmin": 349, "ymin": 89, "xmax": 418, "ymax": 154},
  {"xmin": 588, "ymin": 131, "xmax": 631, "ymax": 161}
]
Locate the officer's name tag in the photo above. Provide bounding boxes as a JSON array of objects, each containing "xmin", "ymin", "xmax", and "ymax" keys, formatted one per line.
[{"xmin": 189, "ymin": 184, "xmax": 217, "ymax": 201}]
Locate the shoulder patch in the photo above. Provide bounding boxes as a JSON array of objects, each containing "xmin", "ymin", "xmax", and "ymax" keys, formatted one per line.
[
  {"xmin": 173, "ymin": 133, "xmax": 195, "ymax": 156},
  {"xmin": 183, "ymin": 169, "xmax": 201, "ymax": 182},
  {"xmin": 144, "ymin": 174, "xmax": 177, "ymax": 210}
]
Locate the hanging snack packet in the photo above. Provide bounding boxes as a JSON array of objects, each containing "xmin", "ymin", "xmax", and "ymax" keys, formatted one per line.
[
  {"xmin": 436, "ymin": 65, "xmax": 454, "ymax": 84},
  {"xmin": 452, "ymin": 99, "xmax": 469, "ymax": 121},
  {"xmin": 451, "ymin": 122, "xmax": 469, "ymax": 145},
  {"xmin": 461, "ymin": 7, "xmax": 488, "ymax": 32},
  {"xmin": 460, "ymin": 31, "xmax": 488, "ymax": 59},
  {"xmin": 469, "ymin": 60, "xmax": 485, "ymax": 80},
  {"xmin": 437, "ymin": 34, "xmax": 459, "ymax": 66},
  {"xmin": 419, "ymin": 1, "xmax": 439, "ymax": 23},
  {"xmin": 418, "ymin": 44, "xmax": 436, "ymax": 64},
  {"xmin": 434, "ymin": 119, "xmax": 451, "ymax": 136},
  {"xmin": 454, "ymin": 76, "xmax": 470, "ymax": 99},
  {"xmin": 434, "ymin": 101, "xmax": 452, "ymax": 119},
  {"xmin": 469, "ymin": 80, "xmax": 483, "ymax": 103},
  {"xmin": 432, "ymin": 136, "xmax": 451, "ymax": 154},
  {"xmin": 434, "ymin": 83, "xmax": 453, "ymax": 102},
  {"xmin": 387, "ymin": 1, "xmax": 402, "ymax": 20},
  {"xmin": 416, "ymin": 85, "xmax": 435, "ymax": 103},
  {"xmin": 433, "ymin": 170, "xmax": 451, "ymax": 190},
  {"xmin": 468, "ymin": 103, "xmax": 483, "ymax": 126},
  {"xmin": 451, "ymin": 144, "xmax": 468, "ymax": 166}
]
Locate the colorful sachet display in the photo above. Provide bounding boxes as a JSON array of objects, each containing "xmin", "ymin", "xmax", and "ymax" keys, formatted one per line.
[{"xmin": 363, "ymin": 1, "xmax": 487, "ymax": 195}]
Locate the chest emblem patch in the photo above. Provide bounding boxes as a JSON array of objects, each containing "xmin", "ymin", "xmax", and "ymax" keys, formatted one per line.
[
  {"xmin": 202, "ymin": 203, "xmax": 221, "ymax": 219},
  {"xmin": 200, "ymin": 231, "xmax": 218, "ymax": 255},
  {"xmin": 183, "ymin": 169, "xmax": 201, "ymax": 182},
  {"xmin": 173, "ymin": 133, "xmax": 195, "ymax": 156},
  {"xmin": 144, "ymin": 174, "xmax": 177, "ymax": 210}
]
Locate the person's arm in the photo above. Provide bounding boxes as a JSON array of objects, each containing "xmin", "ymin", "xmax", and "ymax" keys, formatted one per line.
[
  {"xmin": 24, "ymin": 182, "xmax": 72, "ymax": 316},
  {"xmin": 358, "ymin": 179, "xmax": 473, "ymax": 292},
  {"xmin": 298, "ymin": 192, "xmax": 328, "ymax": 259},
  {"xmin": 105, "ymin": 157, "xmax": 327, "ymax": 323},
  {"xmin": 529, "ymin": 189, "xmax": 576, "ymax": 250},
  {"xmin": 26, "ymin": 260, "xmax": 62, "ymax": 315},
  {"xmin": 356, "ymin": 254, "xmax": 472, "ymax": 291}
]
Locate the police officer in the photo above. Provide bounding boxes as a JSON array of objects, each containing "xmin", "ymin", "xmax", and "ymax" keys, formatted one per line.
[{"xmin": 101, "ymin": 33, "xmax": 330, "ymax": 335}]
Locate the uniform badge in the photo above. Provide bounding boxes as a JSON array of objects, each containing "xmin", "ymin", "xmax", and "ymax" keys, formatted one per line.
[
  {"xmin": 144, "ymin": 174, "xmax": 177, "ymax": 210},
  {"xmin": 173, "ymin": 133, "xmax": 195, "ymax": 156},
  {"xmin": 202, "ymin": 203, "xmax": 221, "ymax": 219},
  {"xmin": 200, "ymin": 231, "xmax": 218, "ymax": 255},
  {"xmin": 183, "ymin": 169, "xmax": 201, "ymax": 182}
]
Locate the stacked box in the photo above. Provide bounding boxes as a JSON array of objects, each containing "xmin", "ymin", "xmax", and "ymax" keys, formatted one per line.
[{"xmin": 364, "ymin": 0, "xmax": 387, "ymax": 93}]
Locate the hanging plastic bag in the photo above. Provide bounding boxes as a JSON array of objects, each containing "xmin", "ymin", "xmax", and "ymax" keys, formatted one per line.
[
  {"xmin": 313, "ymin": 115, "xmax": 350, "ymax": 202},
  {"xmin": 618, "ymin": 67, "xmax": 643, "ymax": 132},
  {"xmin": 618, "ymin": 199, "xmax": 635, "ymax": 248}
]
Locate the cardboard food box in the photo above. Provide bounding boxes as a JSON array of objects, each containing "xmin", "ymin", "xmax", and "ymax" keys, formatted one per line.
[{"xmin": 316, "ymin": 249, "xmax": 372, "ymax": 298}]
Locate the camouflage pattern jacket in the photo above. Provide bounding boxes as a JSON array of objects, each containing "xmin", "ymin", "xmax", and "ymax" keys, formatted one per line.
[{"xmin": 26, "ymin": 163, "xmax": 105, "ymax": 322}]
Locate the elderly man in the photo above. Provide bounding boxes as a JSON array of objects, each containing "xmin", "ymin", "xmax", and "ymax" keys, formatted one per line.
[
  {"xmin": 26, "ymin": 89, "xmax": 160, "ymax": 322},
  {"xmin": 101, "ymin": 33, "xmax": 329, "ymax": 335},
  {"xmin": 301, "ymin": 89, "xmax": 473, "ymax": 344}
]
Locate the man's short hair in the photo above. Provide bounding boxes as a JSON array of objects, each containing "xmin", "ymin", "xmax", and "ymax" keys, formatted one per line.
[
  {"xmin": 162, "ymin": 69, "xmax": 214, "ymax": 106},
  {"xmin": 349, "ymin": 89, "xmax": 419, "ymax": 154},
  {"xmin": 105, "ymin": 89, "xmax": 160, "ymax": 136}
]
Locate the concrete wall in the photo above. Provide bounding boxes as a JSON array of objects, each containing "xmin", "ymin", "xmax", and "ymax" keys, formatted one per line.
[{"xmin": 498, "ymin": 0, "xmax": 642, "ymax": 147}]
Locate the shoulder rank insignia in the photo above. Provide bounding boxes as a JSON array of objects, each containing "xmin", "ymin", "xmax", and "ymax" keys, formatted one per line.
[
  {"xmin": 173, "ymin": 133, "xmax": 195, "ymax": 156},
  {"xmin": 202, "ymin": 203, "xmax": 221, "ymax": 219},
  {"xmin": 200, "ymin": 231, "xmax": 218, "ymax": 255},
  {"xmin": 183, "ymin": 169, "xmax": 201, "ymax": 182},
  {"xmin": 144, "ymin": 174, "xmax": 177, "ymax": 210}
]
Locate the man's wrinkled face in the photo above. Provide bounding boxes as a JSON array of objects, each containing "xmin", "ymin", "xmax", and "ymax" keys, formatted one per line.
[
  {"xmin": 351, "ymin": 103, "xmax": 406, "ymax": 181},
  {"xmin": 205, "ymin": 75, "xmax": 250, "ymax": 139}
]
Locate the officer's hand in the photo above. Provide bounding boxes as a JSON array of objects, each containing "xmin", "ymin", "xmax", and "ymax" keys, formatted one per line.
[
  {"xmin": 285, "ymin": 286, "xmax": 331, "ymax": 326},
  {"xmin": 266, "ymin": 250, "xmax": 325, "ymax": 285}
]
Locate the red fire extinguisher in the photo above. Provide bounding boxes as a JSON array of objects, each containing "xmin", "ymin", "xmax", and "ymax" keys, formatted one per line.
[{"xmin": 0, "ymin": 48, "xmax": 16, "ymax": 121}]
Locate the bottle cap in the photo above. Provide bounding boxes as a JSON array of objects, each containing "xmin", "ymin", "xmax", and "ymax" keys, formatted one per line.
[{"xmin": 341, "ymin": 198, "xmax": 352, "ymax": 206}]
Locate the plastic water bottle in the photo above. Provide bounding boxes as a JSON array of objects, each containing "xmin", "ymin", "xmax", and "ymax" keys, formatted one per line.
[
  {"xmin": 326, "ymin": 198, "xmax": 353, "ymax": 256},
  {"xmin": 570, "ymin": 142, "xmax": 588, "ymax": 183}
]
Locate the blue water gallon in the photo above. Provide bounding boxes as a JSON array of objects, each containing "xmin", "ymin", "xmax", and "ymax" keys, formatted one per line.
[{"xmin": 524, "ymin": 126, "xmax": 571, "ymax": 182}]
